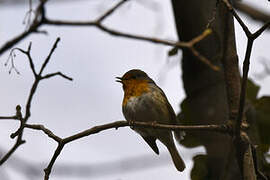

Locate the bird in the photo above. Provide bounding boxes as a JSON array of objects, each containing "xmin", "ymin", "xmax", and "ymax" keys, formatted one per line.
[{"xmin": 116, "ymin": 69, "xmax": 185, "ymax": 172}]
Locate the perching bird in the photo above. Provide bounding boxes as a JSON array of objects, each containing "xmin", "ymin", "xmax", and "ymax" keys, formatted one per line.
[{"xmin": 116, "ymin": 69, "xmax": 185, "ymax": 172}]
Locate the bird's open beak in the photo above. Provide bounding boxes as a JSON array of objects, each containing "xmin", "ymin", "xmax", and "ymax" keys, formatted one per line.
[{"xmin": 115, "ymin": 77, "xmax": 123, "ymax": 83}]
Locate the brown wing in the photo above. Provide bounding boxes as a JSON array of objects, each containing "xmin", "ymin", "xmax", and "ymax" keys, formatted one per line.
[
  {"xmin": 153, "ymin": 84, "xmax": 177, "ymax": 124},
  {"xmin": 153, "ymin": 84, "xmax": 184, "ymax": 142}
]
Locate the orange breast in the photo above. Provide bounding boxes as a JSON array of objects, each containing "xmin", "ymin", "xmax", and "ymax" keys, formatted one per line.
[{"xmin": 123, "ymin": 80, "xmax": 150, "ymax": 106}]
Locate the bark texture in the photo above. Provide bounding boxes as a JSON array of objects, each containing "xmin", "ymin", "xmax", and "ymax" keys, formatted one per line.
[{"xmin": 171, "ymin": 0, "xmax": 241, "ymax": 179}]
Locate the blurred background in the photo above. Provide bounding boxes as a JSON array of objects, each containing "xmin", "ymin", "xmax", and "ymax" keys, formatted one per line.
[{"xmin": 0, "ymin": 0, "xmax": 269, "ymax": 179}]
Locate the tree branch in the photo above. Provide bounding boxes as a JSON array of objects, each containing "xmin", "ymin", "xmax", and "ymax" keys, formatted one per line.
[
  {"xmin": 24, "ymin": 124, "xmax": 62, "ymax": 142},
  {"xmin": 0, "ymin": 0, "xmax": 48, "ymax": 55},
  {"xmin": 44, "ymin": 18, "xmax": 219, "ymax": 71},
  {"xmin": 235, "ymin": 1, "xmax": 270, "ymax": 28},
  {"xmin": 96, "ymin": 0, "xmax": 129, "ymax": 23},
  {"xmin": 44, "ymin": 143, "xmax": 64, "ymax": 180},
  {"xmin": 222, "ymin": 0, "xmax": 251, "ymax": 36},
  {"xmin": 0, "ymin": 106, "xmax": 24, "ymax": 165},
  {"xmin": 0, "ymin": 134, "xmax": 25, "ymax": 165},
  {"xmin": 15, "ymin": 43, "xmax": 37, "ymax": 77},
  {"xmin": 222, "ymin": 0, "xmax": 270, "ymax": 136},
  {"xmin": 39, "ymin": 37, "xmax": 60, "ymax": 75},
  {"xmin": 0, "ymin": 0, "xmax": 219, "ymax": 71},
  {"xmin": 222, "ymin": 0, "xmax": 270, "ymax": 179},
  {"xmin": 21, "ymin": 119, "xmax": 231, "ymax": 179},
  {"xmin": 41, "ymin": 72, "xmax": 73, "ymax": 81},
  {"xmin": 0, "ymin": 37, "xmax": 72, "ymax": 166},
  {"xmin": 0, "ymin": 116, "xmax": 18, "ymax": 120}
]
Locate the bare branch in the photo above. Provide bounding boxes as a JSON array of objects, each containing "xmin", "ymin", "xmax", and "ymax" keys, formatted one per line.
[
  {"xmin": 14, "ymin": 43, "xmax": 38, "ymax": 77},
  {"xmin": 22, "ymin": 119, "xmax": 231, "ymax": 179},
  {"xmin": 189, "ymin": 47, "xmax": 219, "ymax": 71},
  {"xmin": 222, "ymin": 0, "xmax": 270, "ymax": 136},
  {"xmin": 0, "ymin": 24, "xmax": 38, "ymax": 56},
  {"xmin": 223, "ymin": 0, "xmax": 270, "ymax": 40},
  {"xmin": 0, "ymin": 135, "xmax": 25, "ymax": 165},
  {"xmin": 64, "ymin": 121, "xmax": 230, "ymax": 143},
  {"xmin": 253, "ymin": 21, "xmax": 270, "ymax": 39},
  {"xmin": 24, "ymin": 124, "xmax": 62, "ymax": 142},
  {"xmin": 23, "ymin": 121, "xmax": 231, "ymax": 144},
  {"xmin": 44, "ymin": 19, "xmax": 193, "ymax": 48},
  {"xmin": 98, "ymin": 25, "xmax": 219, "ymax": 70},
  {"xmin": 188, "ymin": 28, "xmax": 212, "ymax": 45},
  {"xmin": 96, "ymin": 0, "xmax": 129, "ymax": 23},
  {"xmin": 0, "ymin": 0, "xmax": 218, "ymax": 72},
  {"xmin": 44, "ymin": 18, "xmax": 218, "ymax": 71},
  {"xmin": 42, "ymin": 72, "xmax": 73, "ymax": 81},
  {"xmin": 4, "ymin": 48, "xmax": 21, "ymax": 74},
  {"xmin": 44, "ymin": 143, "xmax": 64, "ymax": 180},
  {"xmin": 0, "ymin": 116, "xmax": 18, "ymax": 120},
  {"xmin": 39, "ymin": 37, "xmax": 61, "ymax": 75},
  {"xmin": 235, "ymin": 39, "xmax": 253, "ymax": 138},
  {"xmin": 221, "ymin": 0, "xmax": 270, "ymax": 179},
  {"xmin": 223, "ymin": 0, "xmax": 251, "ymax": 37},
  {"xmin": 43, "ymin": 19, "xmax": 96, "ymax": 26},
  {"xmin": 23, "ymin": 0, "xmax": 35, "ymax": 30},
  {"xmin": 0, "ymin": 0, "xmax": 48, "ymax": 55},
  {"xmin": 0, "ymin": 106, "xmax": 24, "ymax": 165},
  {"xmin": 235, "ymin": 1, "xmax": 270, "ymax": 27},
  {"xmin": 0, "ymin": 38, "xmax": 71, "ymax": 165}
]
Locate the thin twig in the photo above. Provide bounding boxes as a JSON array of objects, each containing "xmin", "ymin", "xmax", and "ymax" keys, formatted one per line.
[
  {"xmin": 0, "ymin": 0, "xmax": 48, "ymax": 55},
  {"xmin": 24, "ymin": 124, "xmax": 62, "ymax": 142},
  {"xmin": 44, "ymin": 19, "xmax": 218, "ymax": 71},
  {"xmin": 222, "ymin": 0, "xmax": 251, "ymax": 37},
  {"xmin": 0, "ymin": 116, "xmax": 18, "ymax": 120},
  {"xmin": 15, "ymin": 43, "xmax": 37, "ymax": 77},
  {"xmin": 96, "ymin": 0, "xmax": 129, "ymax": 23},
  {"xmin": 39, "ymin": 37, "xmax": 61, "ymax": 75},
  {"xmin": 42, "ymin": 72, "xmax": 73, "ymax": 81},
  {"xmin": 23, "ymin": 0, "xmax": 35, "ymax": 30},
  {"xmin": 44, "ymin": 143, "xmax": 64, "ymax": 180},
  {"xmin": 0, "ymin": 0, "xmax": 218, "ymax": 71},
  {"xmin": 5, "ymin": 48, "xmax": 21, "ymax": 74},
  {"xmin": 253, "ymin": 21, "xmax": 270, "ymax": 39},
  {"xmin": 235, "ymin": 1, "xmax": 270, "ymax": 26},
  {"xmin": 0, "ymin": 37, "xmax": 72, "ymax": 166},
  {"xmin": 0, "ymin": 135, "xmax": 25, "ymax": 165},
  {"xmin": 0, "ymin": 106, "xmax": 24, "ymax": 165}
]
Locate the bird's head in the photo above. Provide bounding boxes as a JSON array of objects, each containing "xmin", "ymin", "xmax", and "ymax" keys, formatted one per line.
[{"xmin": 116, "ymin": 69, "xmax": 154, "ymax": 91}]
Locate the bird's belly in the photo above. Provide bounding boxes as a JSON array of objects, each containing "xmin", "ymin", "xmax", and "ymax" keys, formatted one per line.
[
  {"xmin": 123, "ymin": 93, "xmax": 155, "ymax": 118},
  {"xmin": 122, "ymin": 93, "xmax": 169, "ymax": 137}
]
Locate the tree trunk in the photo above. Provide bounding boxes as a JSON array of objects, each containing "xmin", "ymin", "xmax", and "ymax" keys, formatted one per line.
[{"xmin": 171, "ymin": 0, "xmax": 242, "ymax": 179}]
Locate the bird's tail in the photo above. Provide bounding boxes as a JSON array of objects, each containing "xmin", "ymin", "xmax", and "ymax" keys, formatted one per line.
[{"xmin": 167, "ymin": 143, "xmax": 186, "ymax": 172}]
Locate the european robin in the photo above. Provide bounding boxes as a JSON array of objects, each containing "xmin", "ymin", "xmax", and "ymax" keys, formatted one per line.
[{"xmin": 116, "ymin": 69, "xmax": 185, "ymax": 172}]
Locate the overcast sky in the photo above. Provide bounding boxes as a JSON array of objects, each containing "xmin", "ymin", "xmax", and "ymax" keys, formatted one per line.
[{"xmin": 0, "ymin": 0, "xmax": 269, "ymax": 180}]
